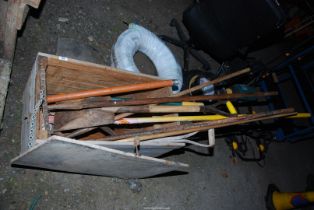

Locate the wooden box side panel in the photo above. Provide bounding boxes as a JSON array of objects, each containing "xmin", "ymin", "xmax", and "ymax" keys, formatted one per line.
[{"xmin": 45, "ymin": 55, "xmax": 172, "ymax": 98}]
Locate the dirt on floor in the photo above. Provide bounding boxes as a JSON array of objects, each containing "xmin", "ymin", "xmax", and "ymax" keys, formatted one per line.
[{"xmin": 0, "ymin": 0, "xmax": 314, "ymax": 210}]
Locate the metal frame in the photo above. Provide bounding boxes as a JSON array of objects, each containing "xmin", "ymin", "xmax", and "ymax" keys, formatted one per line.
[{"xmin": 260, "ymin": 45, "xmax": 314, "ymax": 142}]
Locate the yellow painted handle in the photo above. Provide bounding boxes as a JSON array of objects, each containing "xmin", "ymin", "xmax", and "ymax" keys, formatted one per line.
[
  {"xmin": 182, "ymin": 102, "xmax": 204, "ymax": 106},
  {"xmin": 287, "ymin": 113, "xmax": 311, "ymax": 119},
  {"xmin": 226, "ymin": 101, "xmax": 238, "ymax": 114}
]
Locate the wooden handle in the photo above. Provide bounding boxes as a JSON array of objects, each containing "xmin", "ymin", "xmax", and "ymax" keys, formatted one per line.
[
  {"xmin": 48, "ymin": 91, "xmax": 278, "ymax": 110},
  {"xmin": 47, "ymin": 80, "xmax": 173, "ymax": 103},
  {"xmin": 101, "ymin": 105, "xmax": 202, "ymax": 113},
  {"xmin": 174, "ymin": 67, "xmax": 250, "ymax": 97}
]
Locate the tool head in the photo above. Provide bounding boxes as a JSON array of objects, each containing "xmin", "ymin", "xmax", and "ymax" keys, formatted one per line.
[{"xmin": 54, "ymin": 109, "xmax": 114, "ymax": 131}]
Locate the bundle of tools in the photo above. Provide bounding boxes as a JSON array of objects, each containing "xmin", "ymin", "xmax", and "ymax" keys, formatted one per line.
[{"xmin": 45, "ymin": 67, "xmax": 296, "ymax": 151}]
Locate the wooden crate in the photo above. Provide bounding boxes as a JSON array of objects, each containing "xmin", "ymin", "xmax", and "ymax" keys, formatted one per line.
[{"xmin": 11, "ymin": 53, "xmax": 188, "ymax": 179}]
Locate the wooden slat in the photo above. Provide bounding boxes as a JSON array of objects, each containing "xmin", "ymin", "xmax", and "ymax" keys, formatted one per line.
[
  {"xmin": 53, "ymin": 109, "xmax": 114, "ymax": 131},
  {"xmin": 12, "ymin": 136, "xmax": 188, "ymax": 178},
  {"xmin": 93, "ymin": 109, "xmax": 295, "ymax": 142},
  {"xmin": 117, "ymin": 109, "xmax": 295, "ymax": 142}
]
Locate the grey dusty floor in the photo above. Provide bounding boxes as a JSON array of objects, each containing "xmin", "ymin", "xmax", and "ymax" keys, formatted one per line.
[{"xmin": 1, "ymin": 0, "xmax": 314, "ymax": 209}]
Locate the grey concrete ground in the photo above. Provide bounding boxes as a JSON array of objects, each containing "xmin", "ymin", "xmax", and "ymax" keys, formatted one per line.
[{"xmin": 0, "ymin": 0, "xmax": 314, "ymax": 209}]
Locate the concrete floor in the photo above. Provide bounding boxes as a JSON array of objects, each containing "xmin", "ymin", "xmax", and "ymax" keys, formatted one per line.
[{"xmin": 0, "ymin": 0, "xmax": 314, "ymax": 209}]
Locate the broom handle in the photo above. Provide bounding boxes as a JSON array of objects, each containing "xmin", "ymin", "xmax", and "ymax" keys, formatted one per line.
[
  {"xmin": 47, "ymin": 80, "xmax": 174, "ymax": 103},
  {"xmin": 174, "ymin": 67, "xmax": 251, "ymax": 97}
]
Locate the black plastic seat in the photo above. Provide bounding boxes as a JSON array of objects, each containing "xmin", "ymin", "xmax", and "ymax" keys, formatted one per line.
[{"xmin": 182, "ymin": 0, "xmax": 286, "ymax": 62}]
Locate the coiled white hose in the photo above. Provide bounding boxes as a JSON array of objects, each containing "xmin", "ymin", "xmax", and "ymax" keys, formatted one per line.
[{"xmin": 111, "ymin": 23, "xmax": 182, "ymax": 93}]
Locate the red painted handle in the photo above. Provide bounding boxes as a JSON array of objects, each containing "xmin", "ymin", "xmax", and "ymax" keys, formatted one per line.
[{"xmin": 47, "ymin": 80, "xmax": 173, "ymax": 103}]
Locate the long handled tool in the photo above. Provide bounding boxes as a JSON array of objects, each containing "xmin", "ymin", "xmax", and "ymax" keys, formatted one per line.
[
  {"xmin": 173, "ymin": 67, "xmax": 251, "ymax": 97},
  {"xmin": 48, "ymin": 91, "xmax": 278, "ymax": 110},
  {"xmin": 47, "ymin": 79, "xmax": 174, "ymax": 103}
]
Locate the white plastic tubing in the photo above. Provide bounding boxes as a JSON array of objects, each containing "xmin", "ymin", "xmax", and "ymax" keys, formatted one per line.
[{"xmin": 111, "ymin": 23, "xmax": 183, "ymax": 93}]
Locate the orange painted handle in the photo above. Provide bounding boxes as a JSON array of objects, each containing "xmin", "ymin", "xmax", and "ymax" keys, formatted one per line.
[{"xmin": 47, "ymin": 80, "xmax": 173, "ymax": 103}]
